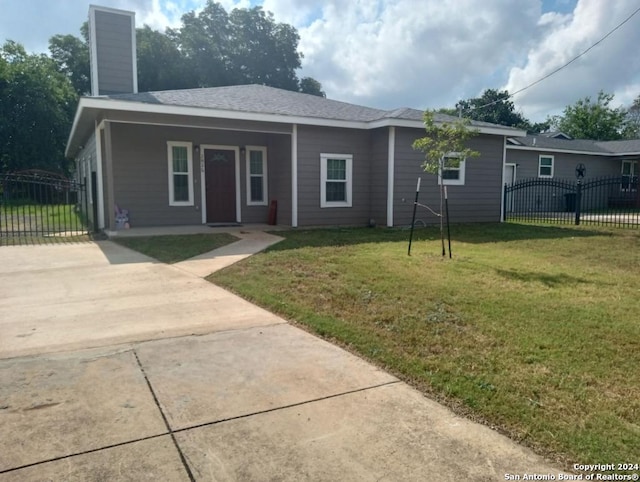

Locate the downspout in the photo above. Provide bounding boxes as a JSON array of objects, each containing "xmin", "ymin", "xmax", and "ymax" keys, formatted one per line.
[
  {"xmin": 387, "ymin": 126, "xmax": 396, "ymax": 227},
  {"xmin": 291, "ymin": 124, "xmax": 298, "ymax": 227}
]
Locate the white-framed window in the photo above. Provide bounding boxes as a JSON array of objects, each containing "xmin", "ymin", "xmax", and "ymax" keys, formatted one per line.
[
  {"xmin": 439, "ymin": 153, "xmax": 466, "ymax": 186},
  {"xmin": 621, "ymin": 160, "xmax": 638, "ymax": 192},
  {"xmin": 320, "ymin": 154, "xmax": 353, "ymax": 208},
  {"xmin": 245, "ymin": 146, "xmax": 268, "ymax": 206},
  {"xmin": 538, "ymin": 155, "xmax": 554, "ymax": 178},
  {"xmin": 167, "ymin": 141, "xmax": 194, "ymax": 206}
]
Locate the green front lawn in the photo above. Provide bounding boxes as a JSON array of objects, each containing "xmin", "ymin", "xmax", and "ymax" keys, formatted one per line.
[
  {"xmin": 112, "ymin": 233, "xmax": 238, "ymax": 263},
  {"xmin": 208, "ymin": 223, "xmax": 640, "ymax": 470}
]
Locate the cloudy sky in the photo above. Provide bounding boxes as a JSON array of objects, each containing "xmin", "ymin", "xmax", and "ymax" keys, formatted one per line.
[{"xmin": 1, "ymin": 0, "xmax": 639, "ymax": 121}]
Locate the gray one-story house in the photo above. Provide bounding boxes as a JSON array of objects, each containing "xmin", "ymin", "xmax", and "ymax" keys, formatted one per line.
[
  {"xmin": 65, "ymin": 5, "xmax": 526, "ymax": 233},
  {"xmin": 504, "ymin": 134, "xmax": 639, "ymax": 212},
  {"xmin": 65, "ymin": 85, "xmax": 525, "ymax": 232},
  {"xmin": 505, "ymin": 133, "xmax": 640, "ymax": 183}
]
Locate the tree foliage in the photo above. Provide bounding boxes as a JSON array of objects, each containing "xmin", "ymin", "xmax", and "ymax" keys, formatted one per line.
[
  {"xmin": 0, "ymin": 41, "xmax": 77, "ymax": 174},
  {"xmin": 455, "ymin": 89, "xmax": 530, "ymax": 129},
  {"xmin": 549, "ymin": 91, "xmax": 627, "ymax": 141},
  {"xmin": 412, "ymin": 111, "xmax": 480, "ymax": 175},
  {"xmin": 623, "ymin": 94, "xmax": 640, "ymax": 139},
  {"xmin": 299, "ymin": 77, "xmax": 326, "ymax": 97},
  {"xmin": 47, "ymin": 1, "xmax": 324, "ymax": 97}
]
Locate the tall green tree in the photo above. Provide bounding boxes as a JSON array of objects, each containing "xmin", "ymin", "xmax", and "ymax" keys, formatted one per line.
[
  {"xmin": 550, "ymin": 91, "xmax": 627, "ymax": 141},
  {"xmin": 49, "ymin": 33, "xmax": 90, "ymax": 95},
  {"xmin": 0, "ymin": 41, "xmax": 77, "ymax": 174},
  {"xmin": 455, "ymin": 89, "xmax": 530, "ymax": 129},
  {"xmin": 623, "ymin": 94, "xmax": 640, "ymax": 139},
  {"xmin": 48, "ymin": 1, "xmax": 324, "ymax": 96},
  {"xmin": 299, "ymin": 77, "xmax": 325, "ymax": 97},
  {"xmin": 137, "ymin": 26, "xmax": 193, "ymax": 92},
  {"xmin": 228, "ymin": 6, "xmax": 301, "ymax": 90}
]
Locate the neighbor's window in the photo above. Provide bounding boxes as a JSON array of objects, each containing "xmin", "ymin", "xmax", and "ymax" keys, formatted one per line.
[
  {"xmin": 538, "ymin": 155, "xmax": 554, "ymax": 178},
  {"xmin": 439, "ymin": 153, "xmax": 466, "ymax": 186},
  {"xmin": 246, "ymin": 146, "xmax": 268, "ymax": 205},
  {"xmin": 320, "ymin": 154, "xmax": 353, "ymax": 208},
  {"xmin": 167, "ymin": 141, "xmax": 194, "ymax": 206},
  {"xmin": 621, "ymin": 160, "xmax": 638, "ymax": 191}
]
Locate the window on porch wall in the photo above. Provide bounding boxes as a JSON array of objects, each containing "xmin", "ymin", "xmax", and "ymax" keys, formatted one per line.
[
  {"xmin": 167, "ymin": 141, "xmax": 194, "ymax": 206},
  {"xmin": 246, "ymin": 147, "xmax": 268, "ymax": 206}
]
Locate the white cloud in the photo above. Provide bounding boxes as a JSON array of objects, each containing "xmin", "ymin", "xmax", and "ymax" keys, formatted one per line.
[
  {"xmin": 290, "ymin": 0, "xmax": 541, "ymax": 110},
  {"xmin": 504, "ymin": 0, "xmax": 640, "ymax": 120},
  {"xmin": 2, "ymin": 0, "xmax": 639, "ymax": 123}
]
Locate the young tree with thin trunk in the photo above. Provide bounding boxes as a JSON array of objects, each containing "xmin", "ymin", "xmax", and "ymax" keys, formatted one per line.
[{"xmin": 412, "ymin": 111, "xmax": 479, "ymax": 251}]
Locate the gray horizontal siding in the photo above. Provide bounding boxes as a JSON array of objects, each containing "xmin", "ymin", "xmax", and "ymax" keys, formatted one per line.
[
  {"xmin": 506, "ymin": 149, "xmax": 622, "ymax": 180},
  {"xmin": 267, "ymin": 136, "xmax": 292, "ymax": 226},
  {"xmin": 296, "ymin": 125, "xmax": 372, "ymax": 226},
  {"xmin": 94, "ymin": 10, "xmax": 135, "ymax": 95},
  {"xmin": 109, "ymin": 122, "xmax": 290, "ymax": 227},
  {"xmin": 369, "ymin": 128, "xmax": 389, "ymax": 226},
  {"xmin": 394, "ymin": 129, "xmax": 505, "ymax": 225}
]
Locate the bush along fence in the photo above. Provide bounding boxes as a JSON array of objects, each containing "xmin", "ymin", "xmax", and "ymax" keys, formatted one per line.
[
  {"xmin": 1, "ymin": 170, "xmax": 91, "ymax": 243},
  {"xmin": 504, "ymin": 175, "xmax": 640, "ymax": 228}
]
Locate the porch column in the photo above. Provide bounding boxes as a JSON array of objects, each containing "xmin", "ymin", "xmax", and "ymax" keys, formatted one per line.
[
  {"xmin": 94, "ymin": 121, "xmax": 105, "ymax": 229},
  {"xmin": 387, "ymin": 126, "xmax": 395, "ymax": 227},
  {"xmin": 292, "ymin": 124, "xmax": 298, "ymax": 227},
  {"xmin": 103, "ymin": 121, "xmax": 116, "ymax": 231}
]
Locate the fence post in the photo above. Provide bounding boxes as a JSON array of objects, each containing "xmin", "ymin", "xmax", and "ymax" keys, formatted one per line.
[
  {"xmin": 575, "ymin": 180, "xmax": 582, "ymax": 225},
  {"xmin": 503, "ymin": 183, "xmax": 507, "ymax": 222}
]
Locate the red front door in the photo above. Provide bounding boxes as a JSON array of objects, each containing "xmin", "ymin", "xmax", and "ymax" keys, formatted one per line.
[{"xmin": 204, "ymin": 148, "xmax": 236, "ymax": 223}]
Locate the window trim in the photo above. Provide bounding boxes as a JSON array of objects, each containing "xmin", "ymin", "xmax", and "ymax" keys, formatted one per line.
[
  {"xmin": 439, "ymin": 152, "xmax": 466, "ymax": 186},
  {"xmin": 245, "ymin": 146, "xmax": 268, "ymax": 206},
  {"xmin": 538, "ymin": 155, "xmax": 554, "ymax": 178},
  {"xmin": 167, "ymin": 141, "xmax": 194, "ymax": 206},
  {"xmin": 320, "ymin": 153, "xmax": 353, "ymax": 208}
]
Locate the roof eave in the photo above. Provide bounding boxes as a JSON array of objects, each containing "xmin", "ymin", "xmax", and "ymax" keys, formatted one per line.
[{"xmin": 65, "ymin": 97, "xmax": 527, "ymax": 156}]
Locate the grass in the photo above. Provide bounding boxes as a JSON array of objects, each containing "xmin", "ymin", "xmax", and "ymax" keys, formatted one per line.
[
  {"xmin": 112, "ymin": 233, "xmax": 238, "ymax": 263},
  {"xmin": 207, "ymin": 223, "xmax": 640, "ymax": 471},
  {"xmin": 1, "ymin": 203, "xmax": 89, "ymax": 234}
]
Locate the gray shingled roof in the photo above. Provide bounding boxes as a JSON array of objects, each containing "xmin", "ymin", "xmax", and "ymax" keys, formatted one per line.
[
  {"xmin": 106, "ymin": 84, "xmax": 521, "ymax": 131},
  {"xmin": 109, "ymin": 85, "xmax": 389, "ymax": 122},
  {"xmin": 509, "ymin": 135, "xmax": 640, "ymax": 154},
  {"xmin": 595, "ymin": 139, "xmax": 640, "ymax": 153}
]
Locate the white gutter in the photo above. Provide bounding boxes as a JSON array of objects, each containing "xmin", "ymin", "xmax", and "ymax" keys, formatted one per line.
[
  {"xmin": 506, "ymin": 144, "xmax": 640, "ymax": 157},
  {"xmin": 67, "ymin": 97, "xmax": 526, "ymax": 157}
]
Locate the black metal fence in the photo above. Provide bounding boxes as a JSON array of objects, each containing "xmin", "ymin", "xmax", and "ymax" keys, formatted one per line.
[
  {"xmin": 1, "ymin": 170, "xmax": 90, "ymax": 243},
  {"xmin": 504, "ymin": 176, "xmax": 640, "ymax": 228}
]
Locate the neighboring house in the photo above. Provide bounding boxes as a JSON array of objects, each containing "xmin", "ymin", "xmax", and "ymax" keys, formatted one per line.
[
  {"xmin": 65, "ymin": 5, "xmax": 525, "ymax": 233},
  {"xmin": 65, "ymin": 85, "xmax": 525, "ymax": 232},
  {"xmin": 504, "ymin": 135, "xmax": 640, "ymax": 212}
]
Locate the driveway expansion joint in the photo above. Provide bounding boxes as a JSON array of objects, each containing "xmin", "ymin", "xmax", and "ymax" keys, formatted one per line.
[
  {"xmin": 133, "ymin": 349, "xmax": 196, "ymax": 482},
  {"xmin": 172, "ymin": 380, "xmax": 403, "ymax": 435},
  {"xmin": 0, "ymin": 433, "xmax": 169, "ymax": 475}
]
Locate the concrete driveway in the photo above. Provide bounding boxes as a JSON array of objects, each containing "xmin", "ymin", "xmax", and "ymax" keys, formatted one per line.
[{"xmin": 0, "ymin": 240, "xmax": 567, "ymax": 481}]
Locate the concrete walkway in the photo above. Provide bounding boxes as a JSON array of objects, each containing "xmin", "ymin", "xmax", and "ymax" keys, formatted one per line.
[{"xmin": 0, "ymin": 232, "xmax": 568, "ymax": 481}]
